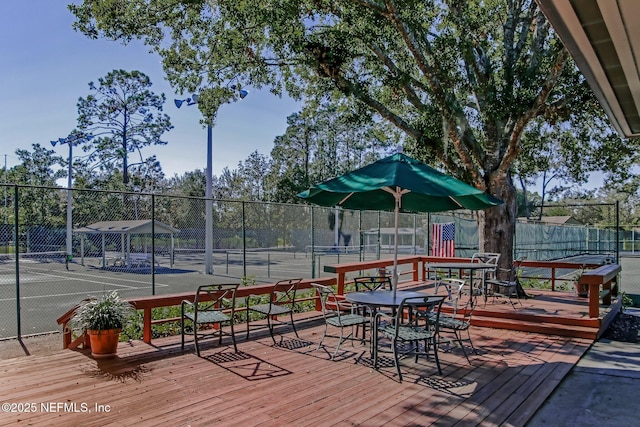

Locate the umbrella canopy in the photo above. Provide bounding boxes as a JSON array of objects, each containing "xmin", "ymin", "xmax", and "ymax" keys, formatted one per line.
[{"xmin": 298, "ymin": 152, "xmax": 502, "ymax": 296}]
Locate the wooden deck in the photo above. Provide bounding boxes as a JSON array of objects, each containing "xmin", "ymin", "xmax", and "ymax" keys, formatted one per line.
[
  {"xmin": 1, "ymin": 306, "xmax": 593, "ymax": 427},
  {"xmin": 401, "ymin": 282, "xmax": 620, "ymax": 340}
]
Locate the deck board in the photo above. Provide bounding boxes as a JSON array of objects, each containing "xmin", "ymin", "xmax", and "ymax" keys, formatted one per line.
[{"xmin": 1, "ymin": 296, "xmax": 597, "ymax": 427}]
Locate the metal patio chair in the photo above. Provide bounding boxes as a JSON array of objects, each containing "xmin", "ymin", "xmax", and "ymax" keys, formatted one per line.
[
  {"xmin": 181, "ymin": 283, "xmax": 239, "ymax": 356},
  {"xmin": 353, "ymin": 276, "xmax": 392, "ymax": 292},
  {"xmin": 374, "ymin": 295, "xmax": 445, "ymax": 382},
  {"xmin": 311, "ymin": 283, "xmax": 371, "ymax": 360},
  {"xmin": 246, "ymin": 278, "xmax": 302, "ymax": 345},
  {"xmin": 469, "ymin": 252, "xmax": 500, "ymax": 301},
  {"xmin": 432, "ymin": 279, "xmax": 476, "ymax": 364},
  {"xmin": 485, "ymin": 256, "xmax": 527, "ymax": 307}
]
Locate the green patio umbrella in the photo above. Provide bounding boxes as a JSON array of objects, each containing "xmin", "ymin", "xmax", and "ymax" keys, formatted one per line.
[{"xmin": 298, "ymin": 151, "xmax": 502, "ymax": 297}]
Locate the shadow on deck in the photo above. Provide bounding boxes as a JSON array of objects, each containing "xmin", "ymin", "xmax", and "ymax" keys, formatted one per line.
[{"xmin": 0, "ymin": 310, "xmax": 593, "ymax": 426}]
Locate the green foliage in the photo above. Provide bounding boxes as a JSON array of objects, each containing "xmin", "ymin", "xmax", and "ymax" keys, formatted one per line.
[
  {"xmin": 621, "ymin": 292, "xmax": 634, "ymax": 313},
  {"xmin": 72, "ymin": 69, "xmax": 172, "ymax": 188},
  {"xmin": 266, "ymin": 101, "xmax": 395, "ymax": 202},
  {"xmin": 240, "ymin": 276, "xmax": 257, "ymax": 287},
  {"xmin": 11, "ymin": 144, "xmax": 66, "ymax": 225},
  {"xmin": 69, "ymin": 0, "xmax": 629, "ymax": 264},
  {"xmin": 72, "ymin": 291, "xmax": 135, "ymax": 331},
  {"xmin": 519, "ymin": 276, "xmax": 552, "ymax": 290}
]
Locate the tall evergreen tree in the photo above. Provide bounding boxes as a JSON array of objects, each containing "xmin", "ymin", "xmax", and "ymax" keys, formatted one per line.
[{"xmin": 74, "ymin": 69, "xmax": 172, "ymax": 185}]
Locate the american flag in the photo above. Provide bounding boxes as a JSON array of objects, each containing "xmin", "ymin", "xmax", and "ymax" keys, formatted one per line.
[{"xmin": 431, "ymin": 222, "xmax": 455, "ymax": 257}]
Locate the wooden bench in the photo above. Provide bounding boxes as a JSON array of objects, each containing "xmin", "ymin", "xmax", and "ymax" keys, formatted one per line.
[
  {"xmin": 56, "ymin": 276, "xmax": 336, "ymax": 349},
  {"xmin": 579, "ymin": 264, "xmax": 621, "ymax": 317}
]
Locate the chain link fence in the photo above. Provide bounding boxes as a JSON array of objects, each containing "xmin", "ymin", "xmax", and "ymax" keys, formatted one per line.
[{"xmin": 0, "ymin": 184, "xmax": 629, "ymax": 339}]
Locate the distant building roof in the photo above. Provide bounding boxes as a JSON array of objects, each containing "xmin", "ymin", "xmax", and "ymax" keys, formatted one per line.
[
  {"xmin": 520, "ymin": 216, "xmax": 583, "ymax": 226},
  {"xmin": 76, "ymin": 220, "xmax": 179, "ymax": 234}
]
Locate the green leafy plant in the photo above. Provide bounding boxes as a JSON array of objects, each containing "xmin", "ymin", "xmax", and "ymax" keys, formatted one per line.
[
  {"xmin": 72, "ymin": 291, "xmax": 135, "ymax": 331},
  {"xmin": 621, "ymin": 291, "xmax": 633, "ymax": 313}
]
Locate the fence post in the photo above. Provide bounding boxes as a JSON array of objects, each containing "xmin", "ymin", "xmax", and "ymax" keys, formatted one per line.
[
  {"xmin": 14, "ymin": 185, "xmax": 20, "ymax": 339},
  {"xmin": 377, "ymin": 211, "xmax": 381, "ymax": 260},
  {"xmin": 242, "ymin": 201, "xmax": 247, "ymax": 278},
  {"xmin": 616, "ymin": 200, "xmax": 620, "ymax": 262},
  {"xmin": 151, "ymin": 193, "xmax": 156, "ymax": 295},
  {"xmin": 359, "ymin": 211, "xmax": 363, "ymax": 262},
  {"xmin": 311, "ymin": 207, "xmax": 315, "ymax": 278}
]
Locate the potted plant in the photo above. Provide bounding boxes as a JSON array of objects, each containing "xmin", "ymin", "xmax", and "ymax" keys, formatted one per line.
[
  {"xmin": 72, "ymin": 291, "xmax": 135, "ymax": 358},
  {"xmin": 573, "ymin": 266, "xmax": 588, "ymax": 297}
]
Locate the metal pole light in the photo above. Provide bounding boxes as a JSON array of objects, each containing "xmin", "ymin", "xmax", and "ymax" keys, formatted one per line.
[{"xmin": 175, "ymin": 88, "xmax": 248, "ymax": 275}]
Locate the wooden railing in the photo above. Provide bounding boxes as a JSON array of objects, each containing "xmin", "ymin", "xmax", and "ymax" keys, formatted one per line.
[
  {"xmin": 323, "ymin": 256, "xmax": 603, "ymax": 292},
  {"xmin": 323, "ymin": 256, "xmax": 620, "ymax": 318},
  {"xmin": 56, "ymin": 277, "xmax": 336, "ymax": 349},
  {"xmin": 579, "ymin": 264, "xmax": 621, "ymax": 317}
]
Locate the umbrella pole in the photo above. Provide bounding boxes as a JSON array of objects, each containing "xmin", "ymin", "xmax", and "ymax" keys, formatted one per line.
[{"xmin": 393, "ymin": 194, "xmax": 400, "ymax": 299}]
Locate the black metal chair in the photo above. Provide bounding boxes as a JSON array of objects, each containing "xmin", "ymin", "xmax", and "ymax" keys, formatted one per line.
[
  {"xmin": 246, "ymin": 278, "xmax": 302, "ymax": 344},
  {"xmin": 435, "ymin": 291, "xmax": 477, "ymax": 364},
  {"xmin": 374, "ymin": 295, "xmax": 445, "ymax": 382},
  {"xmin": 353, "ymin": 276, "xmax": 392, "ymax": 292},
  {"xmin": 181, "ymin": 283, "xmax": 239, "ymax": 356},
  {"xmin": 485, "ymin": 256, "xmax": 527, "ymax": 307},
  {"xmin": 469, "ymin": 252, "xmax": 500, "ymax": 301},
  {"xmin": 433, "ymin": 277, "xmax": 466, "ymax": 303},
  {"xmin": 311, "ymin": 283, "xmax": 371, "ymax": 360},
  {"xmin": 353, "ymin": 276, "xmax": 392, "ymax": 337}
]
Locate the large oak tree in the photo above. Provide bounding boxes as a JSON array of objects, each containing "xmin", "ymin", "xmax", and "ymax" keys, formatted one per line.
[{"xmin": 70, "ymin": 0, "xmax": 613, "ymax": 268}]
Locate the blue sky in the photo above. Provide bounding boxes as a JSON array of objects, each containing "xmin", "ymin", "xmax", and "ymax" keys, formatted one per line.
[{"xmin": 0, "ymin": 1, "xmax": 301, "ymax": 179}]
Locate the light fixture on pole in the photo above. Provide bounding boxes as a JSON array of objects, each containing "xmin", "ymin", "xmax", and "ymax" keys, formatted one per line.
[
  {"xmin": 175, "ymin": 88, "xmax": 249, "ymax": 275},
  {"xmin": 51, "ymin": 132, "xmax": 89, "ymax": 270}
]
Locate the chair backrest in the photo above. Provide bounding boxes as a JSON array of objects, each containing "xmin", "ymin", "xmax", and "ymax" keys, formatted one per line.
[
  {"xmin": 396, "ymin": 295, "xmax": 445, "ymax": 333},
  {"xmin": 270, "ymin": 278, "xmax": 302, "ymax": 306},
  {"xmin": 509, "ymin": 256, "xmax": 527, "ymax": 283},
  {"xmin": 433, "ymin": 278, "xmax": 466, "ymax": 305},
  {"xmin": 194, "ymin": 283, "xmax": 239, "ymax": 318},
  {"xmin": 471, "ymin": 252, "xmax": 500, "ymax": 281},
  {"xmin": 353, "ymin": 276, "xmax": 391, "ymax": 292},
  {"xmin": 471, "ymin": 252, "xmax": 500, "ymax": 265},
  {"xmin": 311, "ymin": 283, "xmax": 341, "ymax": 319}
]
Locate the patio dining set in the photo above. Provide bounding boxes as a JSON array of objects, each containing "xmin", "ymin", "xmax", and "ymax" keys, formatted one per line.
[{"xmin": 179, "ymin": 252, "xmax": 527, "ymax": 382}]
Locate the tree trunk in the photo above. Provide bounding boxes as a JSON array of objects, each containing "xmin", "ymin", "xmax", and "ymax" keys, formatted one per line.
[{"xmin": 477, "ymin": 171, "xmax": 517, "ymax": 278}]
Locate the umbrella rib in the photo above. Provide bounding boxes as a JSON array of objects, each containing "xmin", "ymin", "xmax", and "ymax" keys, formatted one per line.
[
  {"xmin": 338, "ymin": 193, "xmax": 355, "ymax": 205},
  {"xmin": 448, "ymin": 196, "xmax": 464, "ymax": 208}
]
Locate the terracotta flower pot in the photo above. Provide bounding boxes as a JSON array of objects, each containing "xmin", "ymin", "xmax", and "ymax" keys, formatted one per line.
[
  {"xmin": 87, "ymin": 328, "xmax": 121, "ymax": 359},
  {"xmin": 575, "ymin": 283, "xmax": 589, "ymax": 298}
]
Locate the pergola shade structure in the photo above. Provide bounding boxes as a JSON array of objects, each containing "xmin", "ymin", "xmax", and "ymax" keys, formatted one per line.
[{"xmin": 75, "ymin": 220, "xmax": 179, "ymax": 268}]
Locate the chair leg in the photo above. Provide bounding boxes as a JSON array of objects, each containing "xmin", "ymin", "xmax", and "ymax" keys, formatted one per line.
[
  {"xmin": 289, "ymin": 311, "xmax": 299, "ymax": 338},
  {"xmin": 181, "ymin": 315, "xmax": 185, "ymax": 350},
  {"xmin": 246, "ymin": 311, "xmax": 251, "ymax": 340},
  {"xmin": 267, "ymin": 315, "xmax": 277, "ymax": 345},
  {"xmin": 454, "ymin": 329, "xmax": 471, "ymax": 364},
  {"xmin": 391, "ymin": 338, "xmax": 403, "ymax": 382},
  {"xmin": 432, "ymin": 338, "xmax": 442, "ymax": 375},
  {"xmin": 466, "ymin": 329, "xmax": 478, "ymax": 355},
  {"xmin": 316, "ymin": 322, "xmax": 328, "ymax": 352},
  {"xmin": 230, "ymin": 321, "xmax": 238, "ymax": 352},
  {"xmin": 332, "ymin": 327, "xmax": 346, "ymax": 360},
  {"xmin": 194, "ymin": 323, "xmax": 201, "ymax": 357}
]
